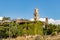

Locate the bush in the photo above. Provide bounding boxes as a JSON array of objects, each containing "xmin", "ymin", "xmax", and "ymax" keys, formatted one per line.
[{"xmin": 51, "ymin": 32, "xmax": 57, "ymax": 36}]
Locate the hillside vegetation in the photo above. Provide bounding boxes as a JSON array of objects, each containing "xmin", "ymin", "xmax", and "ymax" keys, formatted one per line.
[{"xmin": 0, "ymin": 17, "xmax": 60, "ymax": 40}]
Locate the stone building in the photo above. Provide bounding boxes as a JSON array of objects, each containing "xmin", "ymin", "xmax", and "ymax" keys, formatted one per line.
[
  {"xmin": 45, "ymin": 17, "xmax": 48, "ymax": 29},
  {"xmin": 45, "ymin": 17, "xmax": 48, "ymax": 25},
  {"xmin": 34, "ymin": 8, "xmax": 39, "ymax": 21},
  {"xmin": 15, "ymin": 18, "xmax": 29, "ymax": 24}
]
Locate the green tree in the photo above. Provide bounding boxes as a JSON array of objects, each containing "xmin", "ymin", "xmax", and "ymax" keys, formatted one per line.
[{"xmin": 3, "ymin": 16, "xmax": 10, "ymax": 20}]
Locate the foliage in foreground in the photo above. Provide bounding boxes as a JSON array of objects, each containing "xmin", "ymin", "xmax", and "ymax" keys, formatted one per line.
[
  {"xmin": 0, "ymin": 21, "xmax": 43, "ymax": 38},
  {"xmin": 0, "ymin": 16, "xmax": 60, "ymax": 38}
]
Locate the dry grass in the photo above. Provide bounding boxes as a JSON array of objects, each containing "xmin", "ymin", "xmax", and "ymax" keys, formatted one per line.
[
  {"xmin": 15, "ymin": 36, "xmax": 27, "ymax": 40},
  {"xmin": 1, "ymin": 35, "xmax": 60, "ymax": 40}
]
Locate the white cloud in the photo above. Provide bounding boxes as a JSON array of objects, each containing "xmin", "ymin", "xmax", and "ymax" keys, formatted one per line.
[
  {"xmin": 30, "ymin": 18, "xmax": 34, "ymax": 21},
  {"xmin": 48, "ymin": 18, "xmax": 55, "ymax": 24},
  {"xmin": 30, "ymin": 18, "xmax": 60, "ymax": 25},
  {"xmin": 55, "ymin": 20, "xmax": 60, "ymax": 24},
  {"xmin": 39, "ymin": 18, "xmax": 45, "ymax": 22},
  {"xmin": 0, "ymin": 17, "xmax": 3, "ymax": 20}
]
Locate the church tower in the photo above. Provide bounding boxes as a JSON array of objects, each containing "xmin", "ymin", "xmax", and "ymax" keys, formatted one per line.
[
  {"xmin": 45, "ymin": 17, "xmax": 48, "ymax": 25},
  {"xmin": 45, "ymin": 17, "xmax": 48, "ymax": 29},
  {"xmin": 34, "ymin": 8, "xmax": 39, "ymax": 21}
]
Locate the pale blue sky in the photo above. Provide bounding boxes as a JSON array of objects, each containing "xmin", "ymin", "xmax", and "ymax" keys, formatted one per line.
[{"xmin": 0, "ymin": 0, "xmax": 60, "ymax": 19}]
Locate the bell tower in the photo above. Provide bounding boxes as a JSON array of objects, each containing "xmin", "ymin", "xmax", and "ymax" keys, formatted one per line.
[
  {"xmin": 45, "ymin": 17, "xmax": 48, "ymax": 29},
  {"xmin": 34, "ymin": 8, "xmax": 39, "ymax": 21}
]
